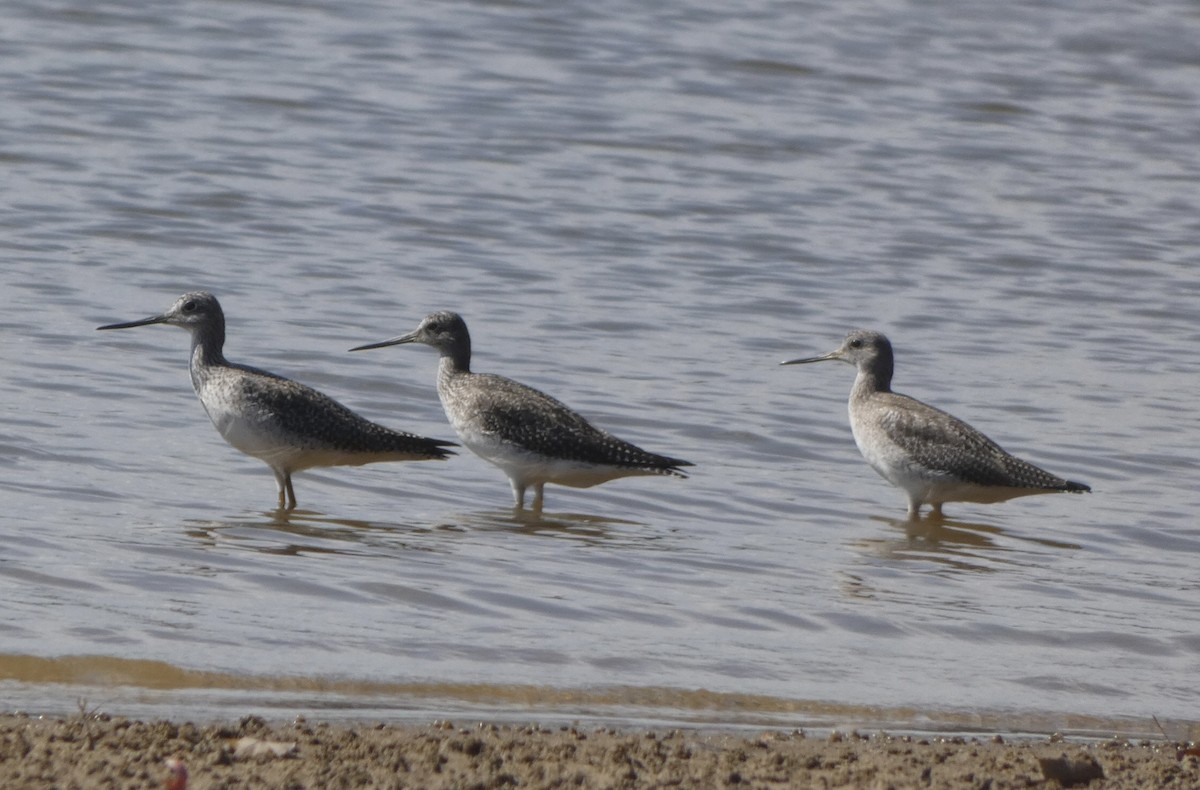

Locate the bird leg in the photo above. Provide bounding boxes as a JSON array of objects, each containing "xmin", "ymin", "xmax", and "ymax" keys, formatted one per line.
[
  {"xmin": 284, "ymin": 475, "xmax": 297, "ymax": 510},
  {"xmin": 274, "ymin": 469, "xmax": 298, "ymax": 511},
  {"xmin": 510, "ymin": 481, "xmax": 526, "ymax": 510}
]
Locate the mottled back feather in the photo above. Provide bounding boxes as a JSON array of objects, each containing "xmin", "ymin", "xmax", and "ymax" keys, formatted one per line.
[
  {"xmin": 443, "ymin": 371, "xmax": 690, "ymax": 475},
  {"xmin": 875, "ymin": 392, "xmax": 1082, "ymax": 491},
  {"xmin": 213, "ymin": 363, "xmax": 455, "ymax": 458}
]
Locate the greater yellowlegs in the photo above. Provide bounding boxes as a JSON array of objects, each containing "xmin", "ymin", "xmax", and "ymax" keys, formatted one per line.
[
  {"xmin": 351, "ymin": 311, "xmax": 692, "ymax": 511},
  {"xmin": 782, "ymin": 330, "xmax": 1090, "ymax": 517},
  {"xmin": 97, "ymin": 292, "xmax": 455, "ymax": 510}
]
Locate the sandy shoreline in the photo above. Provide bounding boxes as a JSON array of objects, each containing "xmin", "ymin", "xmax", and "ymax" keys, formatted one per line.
[{"xmin": 1, "ymin": 712, "xmax": 1197, "ymax": 789}]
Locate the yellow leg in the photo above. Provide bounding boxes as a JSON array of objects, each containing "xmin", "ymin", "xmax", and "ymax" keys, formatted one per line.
[
  {"xmin": 906, "ymin": 498, "xmax": 922, "ymax": 519},
  {"xmin": 274, "ymin": 469, "xmax": 298, "ymax": 510},
  {"xmin": 284, "ymin": 475, "xmax": 297, "ymax": 510},
  {"xmin": 510, "ymin": 480, "xmax": 526, "ymax": 510}
]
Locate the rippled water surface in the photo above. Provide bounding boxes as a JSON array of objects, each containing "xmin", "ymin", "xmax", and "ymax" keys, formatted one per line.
[{"xmin": 2, "ymin": 0, "xmax": 1198, "ymax": 734}]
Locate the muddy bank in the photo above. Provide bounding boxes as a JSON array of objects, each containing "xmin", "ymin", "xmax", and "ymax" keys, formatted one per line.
[{"xmin": 0, "ymin": 712, "xmax": 1196, "ymax": 788}]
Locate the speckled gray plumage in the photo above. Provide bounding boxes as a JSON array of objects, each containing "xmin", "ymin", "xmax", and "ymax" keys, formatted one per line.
[
  {"xmin": 865, "ymin": 390, "xmax": 1085, "ymax": 491},
  {"xmin": 99, "ymin": 291, "xmax": 455, "ymax": 509},
  {"xmin": 784, "ymin": 329, "xmax": 1089, "ymax": 516},
  {"xmin": 352, "ymin": 310, "xmax": 692, "ymax": 509},
  {"xmin": 196, "ymin": 361, "xmax": 454, "ymax": 460},
  {"xmin": 439, "ymin": 369, "xmax": 690, "ymax": 474}
]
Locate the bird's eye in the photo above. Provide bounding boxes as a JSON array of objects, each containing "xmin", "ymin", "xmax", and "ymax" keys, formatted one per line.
[
  {"xmin": 182, "ymin": 300, "xmax": 197, "ymax": 313},
  {"xmin": 849, "ymin": 338, "xmax": 863, "ymax": 348}
]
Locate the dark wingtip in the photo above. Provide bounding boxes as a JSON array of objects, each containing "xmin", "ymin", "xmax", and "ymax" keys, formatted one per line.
[
  {"xmin": 665, "ymin": 458, "xmax": 694, "ymax": 478},
  {"xmin": 413, "ymin": 437, "xmax": 457, "ymax": 459},
  {"xmin": 1065, "ymin": 480, "xmax": 1090, "ymax": 493}
]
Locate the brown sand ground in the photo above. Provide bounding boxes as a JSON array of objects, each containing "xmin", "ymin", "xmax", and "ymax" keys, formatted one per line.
[{"xmin": 0, "ymin": 712, "xmax": 1197, "ymax": 789}]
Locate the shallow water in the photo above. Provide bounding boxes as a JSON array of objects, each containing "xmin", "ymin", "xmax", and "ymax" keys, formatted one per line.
[{"xmin": 1, "ymin": 0, "xmax": 1198, "ymax": 735}]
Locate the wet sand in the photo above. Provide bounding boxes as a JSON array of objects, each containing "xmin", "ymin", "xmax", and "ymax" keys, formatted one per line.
[{"xmin": 1, "ymin": 712, "xmax": 1197, "ymax": 788}]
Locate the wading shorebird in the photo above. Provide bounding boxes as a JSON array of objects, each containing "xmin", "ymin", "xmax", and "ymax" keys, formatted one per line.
[
  {"xmin": 351, "ymin": 311, "xmax": 692, "ymax": 512},
  {"xmin": 97, "ymin": 291, "xmax": 455, "ymax": 509},
  {"xmin": 782, "ymin": 330, "xmax": 1090, "ymax": 517}
]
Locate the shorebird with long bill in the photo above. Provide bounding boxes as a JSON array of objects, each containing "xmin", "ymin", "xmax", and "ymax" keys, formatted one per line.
[
  {"xmin": 782, "ymin": 330, "xmax": 1090, "ymax": 517},
  {"xmin": 351, "ymin": 311, "xmax": 692, "ymax": 512},
  {"xmin": 98, "ymin": 291, "xmax": 455, "ymax": 509}
]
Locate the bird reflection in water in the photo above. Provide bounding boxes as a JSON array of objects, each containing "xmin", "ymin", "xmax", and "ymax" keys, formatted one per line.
[
  {"xmin": 182, "ymin": 509, "xmax": 431, "ymax": 557},
  {"xmin": 456, "ymin": 507, "xmax": 644, "ymax": 545},
  {"xmin": 854, "ymin": 513, "xmax": 1081, "ymax": 574},
  {"xmin": 181, "ymin": 505, "xmax": 649, "ymax": 554}
]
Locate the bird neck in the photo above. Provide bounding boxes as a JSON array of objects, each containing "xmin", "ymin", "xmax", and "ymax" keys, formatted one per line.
[
  {"xmin": 188, "ymin": 322, "xmax": 228, "ymax": 387},
  {"xmin": 852, "ymin": 362, "xmax": 893, "ymax": 399},
  {"xmin": 438, "ymin": 353, "xmax": 469, "ymax": 388},
  {"xmin": 438, "ymin": 336, "xmax": 471, "ymax": 375}
]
